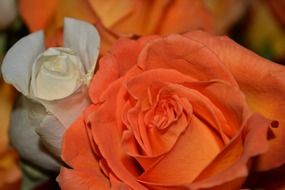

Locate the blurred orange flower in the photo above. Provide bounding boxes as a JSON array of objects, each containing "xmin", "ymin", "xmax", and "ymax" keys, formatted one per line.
[
  {"xmin": 19, "ymin": 0, "xmax": 213, "ymax": 52},
  {"xmin": 0, "ymin": 79, "xmax": 21, "ymax": 190}
]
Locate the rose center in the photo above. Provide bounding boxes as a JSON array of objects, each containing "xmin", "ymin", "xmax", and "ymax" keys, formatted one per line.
[
  {"xmin": 31, "ymin": 47, "xmax": 85, "ymax": 100},
  {"xmin": 149, "ymin": 96, "xmax": 183, "ymax": 130}
]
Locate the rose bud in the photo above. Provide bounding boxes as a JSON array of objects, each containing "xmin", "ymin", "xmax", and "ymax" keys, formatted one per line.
[{"xmin": 1, "ymin": 18, "xmax": 100, "ymax": 171}]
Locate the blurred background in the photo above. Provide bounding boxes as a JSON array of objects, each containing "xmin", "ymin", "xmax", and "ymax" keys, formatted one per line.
[{"xmin": 0, "ymin": 0, "xmax": 284, "ymax": 189}]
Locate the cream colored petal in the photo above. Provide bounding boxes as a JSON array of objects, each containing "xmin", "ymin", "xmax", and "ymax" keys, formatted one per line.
[
  {"xmin": 63, "ymin": 18, "xmax": 100, "ymax": 84},
  {"xmin": 1, "ymin": 31, "xmax": 45, "ymax": 96},
  {"xmin": 9, "ymin": 95, "xmax": 60, "ymax": 171},
  {"xmin": 36, "ymin": 115, "xmax": 65, "ymax": 157}
]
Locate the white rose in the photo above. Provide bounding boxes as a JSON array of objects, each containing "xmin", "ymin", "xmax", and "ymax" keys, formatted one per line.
[{"xmin": 1, "ymin": 18, "xmax": 100, "ymax": 171}]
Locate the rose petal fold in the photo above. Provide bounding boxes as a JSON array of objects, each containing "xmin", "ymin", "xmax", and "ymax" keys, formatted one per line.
[
  {"xmin": 36, "ymin": 115, "xmax": 65, "ymax": 157},
  {"xmin": 185, "ymin": 31, "xmax": 285, "ymax": 171},
  {"xmin": 58, "ymin": 114, "xmax": 110, "ymax": 189}
]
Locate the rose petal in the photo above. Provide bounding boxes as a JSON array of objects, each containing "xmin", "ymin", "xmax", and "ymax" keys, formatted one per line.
[
  {"xmin": 9, "ymin": 95, "xmax": 60, "ymax": 171},
  {"xmin": 39, "ymin": 86, "xmax": 90, "ymax": 129},
  {"xmin": 137, "ymin": 34, "xmax": 238, "ymax": 86},
  {"xmin": 89, "ymin": 36, "xmax": 158, "ymax": 103},
  {"xmin": 87, "ymin": 81, "xmax": 148, "ymax": 190},
  {"xmin": 88, "ymin": 0, "xmax": 133, "ymax": 28},
  {"xmin": 36, "ymin": 115, "xmax": 65, "ymax": 157},
  {"xmin": 64, "ymin": 17, "xmax": 100, "ymax": 78},
  {"xmin": 1, "ymin": 31, "xmax": 45, "ymax": 96},
  {"xmin": 159, "ymin": 0, "xmax": 213, "ymax": 34},
  {"xmin": 186, "ymin": 114, "xmax": 270, "ymax": 190},
  {"xmin": 20, "ymin": 0, "xmax": 97, "ymax": 39},
  {"xmin": 58, "ymin": 113, "xmax": 110, "ymax": 189},
  {"xmin": 19, "ymin": 0, "xmax": 57, "ymax": 32},
  {"xmin": 138, "ymin": 115, "xmax": 223, "ymax": 185},
  {"xmin": 109, "ymin": 174, "xmax": 132, "ymax": 190},
  {"xmin": 58, "ymin": 168, "xmax": 109, "ymax": 190},
  {"xmin": 185, "ymin": 31, "xmax": 285, "ymax": 171}
]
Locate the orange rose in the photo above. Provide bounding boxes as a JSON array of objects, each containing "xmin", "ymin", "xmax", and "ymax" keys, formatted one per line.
[
  {"xmin": 20, "ymin": 0, "xmax": 213, "ymax": 35},
  {"xmin": 19, "ymin": 0, "xmax": 213, "ymax": 51},
  {"xmin": 57, "ymin": 31, "xmax": 285, "ymax": 189}
]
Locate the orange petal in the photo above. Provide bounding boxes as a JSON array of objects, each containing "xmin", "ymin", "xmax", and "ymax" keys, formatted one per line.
[
  {"xmin": 91, "ymin": 0, "xmax": 171, "ymax": 35},
  {"xmin": 87, "ymin": 82, "xmax": 148, "ymax": 190},
  {"xmin": 185, "ymin": 31, "xmax": 285, "ymax": 171},
  {"xmin": 138, "ymin": 115, "xmax": 223, "ymax": 185},
  {"xmin": 46, "ymin": 0, "xmax": 97, "ymax": 37},
  {"xmin": 137, "ymin": 34, "xmax": 237, "ymax": 85},
  {"xmin": 19, "ymin": 0, "xmax": 57, "ymax": 32},
  {"xmin": 88, "ymin": 0, "xmax": 133, "ymax": 28},
  {"xmin": 159, "ymin": 0, "xmax": 213, "ymax": 34},
  {"xmin": 58, "ymin": 167, "xmax": 109, "ymax": 190},
  {"xmin": 58, "ymin": 112, "xmax": 110, "ymax": 189},
  {"xmin": 89, "ymin": 36, "xmax": 158, "ymax": 103},
  {"xmin": 20, "ymin": 0, "xmax": 97, "ymax": 40},
  {"xmin": 185, "ymin": 114, "xmax": 270, "ymax": 189}
]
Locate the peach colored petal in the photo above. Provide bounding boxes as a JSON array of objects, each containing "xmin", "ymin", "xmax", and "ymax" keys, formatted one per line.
[
  {"xmin": 102, "ymin": 0, "xmax": 171, "ymax": 35},
  {"xmin": 159, "ymin": 0, "xmax": 213, "ymax": 34},
  {"xmin": 46, "ymin": 0, "xmax": 97, "ymax": 38},
  {"xmin": 19, "ymin": 0, "xmax": 57, "ymax": 32},
  {"xmin": 137, "ymin": 34, "xmax": 237, "ymax": 85},
  {"xmin": 20, "ymin": 0, "xmax": 97, "ymax": 40},
  {"xmin": 138, "ymin": 115, "xmax": 223, "ymax": 185},
  {"xmin": 126, "ymin": 69, "xmax": 247, "ymax": 141},
  {"xmin": 88, "ymin": 0, "xmax": 133, "ymax": 28},
  {"xmin": 87, "ymin": 81, "xmax": 147, "ymax": 190},
  {"xmin": 109, "ymin": 174, "xmax": 132, "ymax": 190},
  {"xmin": 185, "ymin": 31, "xmax": 285, "ymax": 171},
  {"xmin": 58, "ymin": 113, "xmax": 110, "ymax": 189},
  {"xmin": 184, "ymin": 81, "xmax": 249, "ymax": 137},
  {"xmin": 89, "ymin": 36, "xmax": 158, "ymax": 103},
  {"xmin": 58, "ymin": 167, "xmax": 109, "ymax": 190},
  {"xmin": 185, "ymin": 114, "xmax": 270, "ymax": 189},
  {"xmin": 61, "ymin": 114, "xmax": 97, "ymax": 170}
]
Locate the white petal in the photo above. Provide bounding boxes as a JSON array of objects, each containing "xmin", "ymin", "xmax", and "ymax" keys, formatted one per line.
[
  {"xmin": 36, "ymin": 115, "xmax": 65, "ymax": 157},
  {"xmin": 30, "ymin": 47, "xmax": 85, "ymax": 100},
  {"xmin": 1, "ymin": 31, "xmax": 45, "ymax": 96},
  {"xmin": 9, "ymin": 95, "xmax": 60, "ymax": 171},
  {"xmin": 39, "ymin": 86, "xmax": 90, "ymax": 128},
  {"xmin": 0, "ymin": 0, "xmax": 17, "ymax": 30},
  {"xmin": 63, "ymin": 17, "xmax": 100, "ymax": 83}
]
